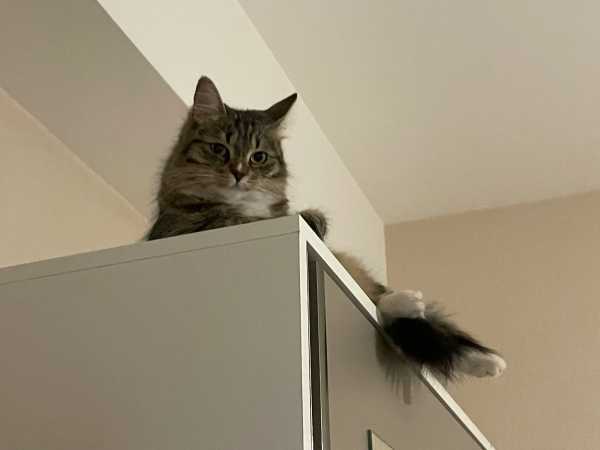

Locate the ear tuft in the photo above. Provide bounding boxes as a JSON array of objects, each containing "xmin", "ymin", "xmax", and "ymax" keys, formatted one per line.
[
  {"xmin": 265, "ymin": 93, "xmax": 297, "ymax": 124},
  {"xmin": 193, "ymin": 76, "xmax": 225, "ymax": 122}
]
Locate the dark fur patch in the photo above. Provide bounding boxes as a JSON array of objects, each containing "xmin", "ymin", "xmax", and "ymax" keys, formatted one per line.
[
  {"xmin": 299, "ymin": 209, "xmax": 328, "ymax": 239},
  {"xmin": 384, "ymin": 311, "xmax": 494, "ymax": 379}
]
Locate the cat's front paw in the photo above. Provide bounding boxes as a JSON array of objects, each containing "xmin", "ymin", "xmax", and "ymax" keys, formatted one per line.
[
  {"xmin": 378, "ymin": 290, "xmax": 426, "ymax": 321},
  {"xmin": 299, "ymin": 209, "xmax": 328, "ymax": 240},
  {"xmin": 458, "ymin": 351, "xmax": 507, "ymax": 378}
]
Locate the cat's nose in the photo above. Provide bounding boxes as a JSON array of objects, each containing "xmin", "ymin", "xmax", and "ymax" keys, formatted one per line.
[{"xmin": 230, "ymin": 168, "xmax": 246, "ymax": 183}]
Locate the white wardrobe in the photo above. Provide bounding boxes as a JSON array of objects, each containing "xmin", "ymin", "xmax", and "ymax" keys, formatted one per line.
[{"xmin": 0, "ymin": 216, "xmax": 494, "ymax": 449}]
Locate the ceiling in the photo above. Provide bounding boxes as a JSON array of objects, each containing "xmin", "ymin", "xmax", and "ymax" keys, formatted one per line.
[
  {"xmin": 239, "ymin": 1, "xmax": 600, "ymax": 223},
  {"xmin": 3, "ymin": 1, "xmax": 599, "ymax": 227}
]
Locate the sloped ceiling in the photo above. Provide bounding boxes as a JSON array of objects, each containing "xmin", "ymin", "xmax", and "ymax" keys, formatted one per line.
[
  {"xmin": 239, "ymin": 0, "xmax": 600, "ymax": 222},
  {"xmin": 3, "ymin": 1, "xmax": 599, "ymax": 225},
  {"xmin": 0, "ymin": 0, "xmax": 187, "ymax": 219}
]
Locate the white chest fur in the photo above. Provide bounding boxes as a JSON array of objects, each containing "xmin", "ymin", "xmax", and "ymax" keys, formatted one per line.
[{"xmin": 219, "ymin": 189, "xmax": 277, "ymax": 218}]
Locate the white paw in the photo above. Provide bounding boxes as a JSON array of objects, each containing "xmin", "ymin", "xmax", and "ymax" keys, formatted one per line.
[
  {"xmin": 458, "ymin": 351, "xmax": 507, "ymax": 378},
  {"xmin": 378, "ymin": 290, "xmax": 426, "ymax": 321}
]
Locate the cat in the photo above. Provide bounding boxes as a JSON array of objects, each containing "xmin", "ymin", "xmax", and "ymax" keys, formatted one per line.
[{"xmin": 147, "ymin": 76, "xmax": 506, "ymax": 379}]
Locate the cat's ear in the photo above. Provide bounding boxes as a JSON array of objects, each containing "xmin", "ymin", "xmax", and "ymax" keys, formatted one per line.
[
  {"xmin": 265, "ymin": 93, "xmax": 297, "ymax": 124},
  {"xmin": 193, "ymin": 76, "xmax": 226, "ymax": 122}
]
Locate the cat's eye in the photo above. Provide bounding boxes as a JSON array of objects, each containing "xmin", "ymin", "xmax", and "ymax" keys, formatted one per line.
[
  {"xmin": 250, "ymin": 151, "xmax": 268, "ymax": 165},
  {"xmin": 209, "ymin": 143, "xmax": 229, "ymax": 160}
]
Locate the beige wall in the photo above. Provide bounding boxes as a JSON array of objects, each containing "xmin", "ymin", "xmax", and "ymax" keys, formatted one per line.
[
  {"xmin": 385, "ymin": 191, "xmax": 600, "ymax": 450},
  {"xmin": 0, "ymin": 88, "xmax": 147, "ymax": 268}
]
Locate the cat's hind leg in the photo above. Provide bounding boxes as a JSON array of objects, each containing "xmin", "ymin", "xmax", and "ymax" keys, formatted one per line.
[{"xmin": 378, "ymin": 294, "xmax": 506, "ymax": 379}]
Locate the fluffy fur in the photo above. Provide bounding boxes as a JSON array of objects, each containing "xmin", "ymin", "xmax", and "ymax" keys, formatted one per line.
[
  {"xmin": 147, "ymin": 76, "xmax": 506, "ymax": 379},
  {"xmin": 335, "ymin": 255, "xmax": 504, "ymax": 379}
]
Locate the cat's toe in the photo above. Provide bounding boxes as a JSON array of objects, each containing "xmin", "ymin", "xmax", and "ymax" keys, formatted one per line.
[
  {"xmin": 299, "ymin": 209, "xmax": 328, "ymax": 239},
  {"xmin": 459, "ymin": 351, "xmax": 507, "ymax": 378},
  {"xmin": 378, "ymin": 290, "xmax": 426, "ymax": 321}
]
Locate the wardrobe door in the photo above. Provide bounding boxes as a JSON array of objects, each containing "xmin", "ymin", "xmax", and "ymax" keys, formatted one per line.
[
  {"xmin": 0, "ymin": 234, "xmax": 306, "ymax": 450},
  {"xmin": 321, "ymin": 272, "xmax": 488, "ymax": 450}
]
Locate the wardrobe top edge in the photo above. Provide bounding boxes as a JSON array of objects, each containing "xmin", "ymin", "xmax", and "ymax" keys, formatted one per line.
[{"xmin": 0, "ymin": 215, "xmax": 303, "ymax": 286}]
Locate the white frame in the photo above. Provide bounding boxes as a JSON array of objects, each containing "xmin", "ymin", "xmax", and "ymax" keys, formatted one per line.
[
  {"xmin": 368, "ymin": 429, "xmax": 394, "ymax": 450},
  {"xmin": 299, "ymin": 218, "xmax": 495, "ymax": 450}
]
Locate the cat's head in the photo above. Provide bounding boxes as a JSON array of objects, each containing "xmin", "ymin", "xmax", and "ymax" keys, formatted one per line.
[{"xmin": 159, "ymin": 76, "xmax": 296, "ymax": 209}]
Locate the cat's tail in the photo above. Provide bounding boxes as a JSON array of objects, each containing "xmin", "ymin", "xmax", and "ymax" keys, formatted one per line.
[{"xmin": 384, "ymin": 307, "xmax": 503, "ymax": 379}]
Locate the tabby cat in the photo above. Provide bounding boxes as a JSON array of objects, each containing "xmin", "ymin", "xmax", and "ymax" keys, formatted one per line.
[{"xmin": 147, "ymin": 76, "xmax": 506, "ymax": 379}]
